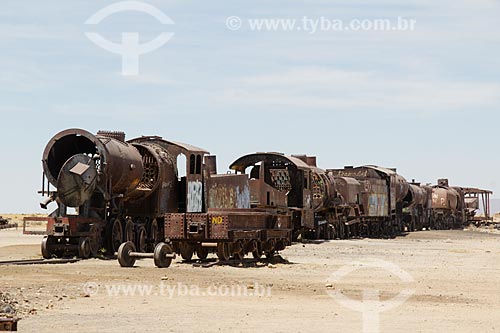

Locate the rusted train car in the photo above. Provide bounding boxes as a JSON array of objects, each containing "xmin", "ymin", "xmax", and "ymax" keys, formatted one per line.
[
  {"xmin": 118, "ymin": 153, "xmax": 296, "ymax": 267},
  {"xmin": 327, "ymin": 166, "xmax": 409, "ymax": 238},
  {"xmin": 402, "ymin": 182, "xmax": 432, "ymax": 231},
  {"xmin": 429, "ymin": 179, "xmax": 466, "ymax": 229}
]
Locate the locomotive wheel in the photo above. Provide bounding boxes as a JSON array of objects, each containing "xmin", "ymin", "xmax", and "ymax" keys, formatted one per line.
[
  {"xmin": 150, "ymin": 219, "xmax": 161, "ymax": 248},
  {"xmin": 275, "ymin": 239, "xmax": 286, "ymax": 251},
  {"xmin": 154, "ymin": 243, "xmax": 173, "ymax": 268},
  {"xmin": 265, "ymin": 250, "xmax": 275, "ymax": 259},
  {"xmin": 78, "ymin": 237, "xmax": 91, "ymax": 259},
  {"xmin": 123, "ymin": 219, "xmax": 135, "ymax": 243},
  {"xmin": 109, "ymin": 219, "xmax": 123, "ymax": 253},
  {"xmin": 264, "ymin": 239, "xmax": 276, "ymax": 259},
  {"xmin": 232, "ymin": 241, "xmax": 244, "ymax": 261},
  {"xmin": 180, "ymin": 242, "xmax": 194, "ymax": 261},
  {"xmin": 117, "ymin": 241, "xmax": 136, "ymax": 267},
  {"xmin": 41, "ymin": 236, "xmax": 55, "ymax": 259},
  {"xmin": 136, "ymin": 226, "xmax": 147, "ymax": 253},
  {"xmin": 251, "ymin": 240, "xmax": 262, "ymax": 259},
  {"xmin": 217, "ymin": 243, "xmax": 230, "ymax": 261},
  {"xmin": 196, "ymin": 246, "xmax": 209, "ymax": 260},
  {"xmin": 89, "ymin": 225, "xmax": 100, "ymax": 257}
]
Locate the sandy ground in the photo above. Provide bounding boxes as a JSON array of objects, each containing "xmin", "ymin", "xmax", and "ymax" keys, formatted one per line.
[{"xmin": 0, "ymin": 228, "xmax": 499, "ymax": 332}]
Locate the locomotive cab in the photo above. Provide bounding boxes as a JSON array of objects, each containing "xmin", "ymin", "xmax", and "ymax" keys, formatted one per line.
[{"xmin": 230, "ymin": 153, "xmax": 321, "ymax": 230}]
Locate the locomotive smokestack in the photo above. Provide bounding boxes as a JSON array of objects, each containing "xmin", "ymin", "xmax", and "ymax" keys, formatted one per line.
[{"xmin": 306, "ymin": 156, "xmax": 317, "ymax": 167}]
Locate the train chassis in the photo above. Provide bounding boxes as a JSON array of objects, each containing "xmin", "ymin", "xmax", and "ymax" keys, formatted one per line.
[
  {"xmin": 117, "ymin": 210, "xmax": 292, "ymax": 268},
  {"xmin": 41, "ymin": 216, "xmax": 163, "ymax": 259}
]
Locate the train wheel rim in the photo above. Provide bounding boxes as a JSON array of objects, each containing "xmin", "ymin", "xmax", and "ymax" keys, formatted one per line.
[
  {"xmin": 136, "ymin": 226, "xmax": 147, "ymax": 253},
  {"xmin": 180, "ymin": 243, "xmax": 194, "ymax": 261},
  {"xmin": 154, "ymin": 242, "xmax": 173, "ymax": 268},
  {"xmin": 111, "ymin": 219, "xmax": 123, "ymax": 253},
  {"xmin": 78, "ymin": 238, "xmax": 91, "ymax": 259},
  {"xmin": 89, "ymin": 225, "xmax": 100, "ymax": 256},
  {"xmin": 117, "ymin": 241, "xmax": 136, "ymax": 267},
  {"xmin": 150, "ymin": 219, "xmax": 160, "ymax": 246},
  {"xmin": 217, "ymin": 243, "xmax": 230, "ymax": 261},
  {"xmin": 196, "ymin": 246, "xmax": 209, "ymax": 260},
  {"xmin": 41, "ymin": 237, "xmax": 53, "ymax": 259},
  {"xmin": 123, "ymin": 219, "xmax": 135, "ymax": 243},
  {"xmin": 251, "ymin": 240, "xmax": 262, "ymax": 259}
]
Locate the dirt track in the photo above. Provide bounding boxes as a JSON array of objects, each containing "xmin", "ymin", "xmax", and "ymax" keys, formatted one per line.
[{"xmin": 1, "ymin": 229, "xmax": 499, "ymax": 332}]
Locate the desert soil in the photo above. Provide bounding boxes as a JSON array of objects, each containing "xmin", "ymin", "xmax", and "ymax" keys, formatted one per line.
[{"xmin": 1, "ymin": 227, "xmax": 499, "ymax": 332}]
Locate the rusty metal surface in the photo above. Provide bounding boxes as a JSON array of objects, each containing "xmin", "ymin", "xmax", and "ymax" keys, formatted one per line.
[
  {"xmin": 96, "ymin": 130, "xmax": 125, "ymax": 142},
  {"xmin": 0, "ymin": 317, "xmax": 18, "ymax": 331},
  {"xmin": 127, "ymin": 136, "xmax": 208, "ymax": 155},
  {"xmin": 405, "ymin": 184, "xmax": 428, "ymax": 208},
  {"xmin": 56, "ymin": 154, "xmax": 98, "ymax": 207},
  {"xmin": 230, "ymin": 152, "xmax": 314, "ymax": 172},
  {"xmin": 208, "ymin": 214, "xmax": 229, "ymax": 239},
  {"xmin": 42, "ymin": 128, "xmax": 144, "ymax": 206},
  {"xmin": 431, "ymin": 187, "xmax": 459, "ymax": 210},
  {"xmin": 207, "ymin": 174, "xmax": 251, "ymax": 209},
  {"xmin": 165, "ymin": 209, "xmax": 292, "ymax": 242},
  {"xmin": 248, "ymin": 179, "xmax": 287, "ymax": 208},
  {"xmin": 185, "ymin": 213, "xmax": 208, "ymax": 239},
  {"xmin": 328, "ymin": 165, "xmax": 410, "ymax": 217},
  {"xmin": 334, "ymin": 177, "xmax": 361, "ymax": 205},
  {"xmin": 44, "ymin": 217, "xmax": 101, "ymax": 237},
  {"xmin": 229, "ymin": 152, "xmax": 324, "ymax": 230},
  {"xmin": 164, "ymin": 214, "xmax": 185, "ymax": 239}
]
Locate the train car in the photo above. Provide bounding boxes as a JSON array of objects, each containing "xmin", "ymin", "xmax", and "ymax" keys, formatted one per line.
[
  {"xmin": 229, "ymin": 153, "xmax": 328, "ymax": 241},
  {"xmin": 117, "ymin": 152, "xmax": 296, "ymax": 267},
  {"xmin": 402, "ymin": 182, "xmax": 432, "ymax": 231},
  {"xmin": 163, "ymin": 152, "xmax": 297, "ymax": 262},
  {"xmin": 327, "ymin": 165, "xmax": 409, "ymax": 238},
  {"xmin": 430, "ymin": 179, "xmax": 465, "ymax": 229}
]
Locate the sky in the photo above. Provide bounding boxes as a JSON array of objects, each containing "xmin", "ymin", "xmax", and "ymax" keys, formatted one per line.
[{"xmin": 1, "ymin": 0, "xmax": 499, "ymax": 213}]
